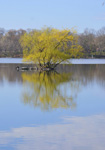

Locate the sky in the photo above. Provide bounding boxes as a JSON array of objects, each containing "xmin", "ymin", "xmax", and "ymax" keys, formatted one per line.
[{"xmin": 0, "ymin": 0, "xmax": 105, "ymax": 33}]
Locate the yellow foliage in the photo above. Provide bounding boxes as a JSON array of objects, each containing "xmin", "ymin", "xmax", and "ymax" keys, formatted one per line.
[{"xmin": 20, "ymin": 27, "xmax": 83, "ymax": 68}]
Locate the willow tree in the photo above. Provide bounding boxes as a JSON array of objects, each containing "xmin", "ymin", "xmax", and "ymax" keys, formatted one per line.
[{"xmin": 20, "ymin": 27, "xmax": 83, "ymax": 69}]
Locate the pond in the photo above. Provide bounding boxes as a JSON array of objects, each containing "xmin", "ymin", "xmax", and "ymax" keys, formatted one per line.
[
  {"xmin": 1, "ymin": 58, "xmax": 105, "ymax": 64},
  {"xmin": 0, "ymin": 62, "xmax": 105, "ymax": 150}
]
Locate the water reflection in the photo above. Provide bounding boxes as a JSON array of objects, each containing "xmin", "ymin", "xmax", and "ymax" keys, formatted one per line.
[
  {"xmin": 0, "ymin": 64, "xmax": 105, "ymax": 150},
  {"xmin": 0, "ymin": 64, "xmax": 105, "ymax": 86},
  {"xmin": 0, "ymin": 64, "xmax": 105, "ymax": 111},
  {"xmin": 0, "ymin": 114, "xmax": 105, "ymax": 150},
  {"xmin": 21, "ymin": 71, "xmax": 80, "ymax": 110}
]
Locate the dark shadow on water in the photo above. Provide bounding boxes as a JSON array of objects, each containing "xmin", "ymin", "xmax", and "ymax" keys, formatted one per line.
[{"xmin": 0, "ymin": 64, "xmax": 105, "ymax": 85}]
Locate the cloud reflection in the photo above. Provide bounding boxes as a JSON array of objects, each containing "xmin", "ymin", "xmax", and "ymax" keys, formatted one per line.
[{"xmin": 0, "ymin": 114, "xmax": 105, "ymax": 150}]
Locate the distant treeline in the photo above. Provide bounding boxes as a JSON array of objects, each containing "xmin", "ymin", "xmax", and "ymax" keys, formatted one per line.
[
  {"xmin": 79, "ymin": 27, "xmax": 105, "ymax": 58},
  {"xmin": 0, "ymin": 28, "xmax": 26, "ymax": 57},
  {"xmin": 0, "ymin": 27, "xmax": 105, "ymax": 58}
]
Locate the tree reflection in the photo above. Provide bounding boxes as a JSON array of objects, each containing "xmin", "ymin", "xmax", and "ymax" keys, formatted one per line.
[{"xmin": 21, "ymin": 71, "xmax": 81, "ymax": 111}]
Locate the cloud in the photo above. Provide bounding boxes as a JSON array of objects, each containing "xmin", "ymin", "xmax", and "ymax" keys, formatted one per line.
[{"xmin": 0, "ymin": 114, "xmax": 105, "ymax": 150}]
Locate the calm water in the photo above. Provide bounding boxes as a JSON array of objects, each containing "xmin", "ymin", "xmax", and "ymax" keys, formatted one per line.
[
  {"xmin": 0, "ymin": 62, "xmax": 105, "ymax": 150},
  {"xmin": 1, "ymin": 58, "xmax": 105, "ymax": 64}
]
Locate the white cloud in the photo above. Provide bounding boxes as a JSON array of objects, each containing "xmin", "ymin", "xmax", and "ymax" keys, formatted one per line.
[{"xmin": 0, "ymin": 114, "xmax": 105, "ymax": 150}]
